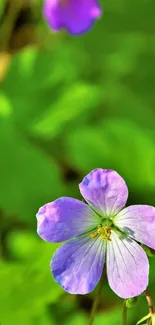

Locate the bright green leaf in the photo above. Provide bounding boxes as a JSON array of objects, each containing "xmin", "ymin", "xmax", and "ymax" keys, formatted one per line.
[
  {"xmin": 31, "ymin": 83, "xmax": 101, "ymax": 139},
  {"xmin": 0, "ymin": 231, "xmax": 63, "ymax": 324},
  {"xmin": 1, "ymin": 45, "xmax": 78, "ymax": 95},
  {"xmin": 0, "ymin": 0, "xmax": 4, "ymax": 18},
  {"xmin": 66, "ymin": 313, "xmax": 88, "ymax": 325}
]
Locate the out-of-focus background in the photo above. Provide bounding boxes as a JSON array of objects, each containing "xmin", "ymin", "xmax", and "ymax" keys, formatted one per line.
[{"xmin": 0, "ymin": 0, "xmax": 155, "ymax": 324}]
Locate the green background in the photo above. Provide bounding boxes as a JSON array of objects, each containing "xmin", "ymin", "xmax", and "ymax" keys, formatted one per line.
[{"xmin": 0, "ymin": 0, "xmax": 155, "ymax": 324}]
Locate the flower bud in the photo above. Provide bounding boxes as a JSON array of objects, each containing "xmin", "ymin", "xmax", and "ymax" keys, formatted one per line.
[{"xmin": 126, "ymin": 297, "xmax": 138, "ymax": 308}]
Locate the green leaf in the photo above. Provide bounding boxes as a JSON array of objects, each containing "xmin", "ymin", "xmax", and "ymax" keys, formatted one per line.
[
  {"xmin": 94, "ymin": 308, "xmax": 122, "ymax": 325},
  {"xmin": 0, "ymin": 91, "xmax": 12, "ymax": 117},
  {"xmin": 0, "ymin": 0, "xmax": 4, "ymax": 18},
  {"xmin": 104, "ymin": 34, "xmax": 145, "ymax": 79},
  {"xmin": 66, "ymin": 119, "xmax": 155, "ymax": 190},
  {"xmin": 0, "ymin": 231, "xmax": 63, "ymax": 325},
  {"xmin": 66, "ymin": 313, "xmax": 88, "ymax": 325},
  {"xmin": 7, "ymin": 231, "xmax": 42, "ymax": 260},
  {"xmin": 1, "ymin": 45, "xmax": 78, "ymax": 95},
  {"xmin": 31, "ymin": 83, "xmax": 101, "ymax": 139},
  {"xmin": 101, "ymin": 82, "xmax": 155, "ymax": 130},
  {"xmin": 0, "ymin": 117, "xmax": 64, "ymax": 222}
]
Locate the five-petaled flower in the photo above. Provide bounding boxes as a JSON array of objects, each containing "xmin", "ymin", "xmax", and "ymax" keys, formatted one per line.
[
  {"xmin": 43, "ymin": 0, "xmax": 102, "ymax": 35},
  {"xmin": 36, "ymin": 169, "xmax": 155, "ymax": 298}
]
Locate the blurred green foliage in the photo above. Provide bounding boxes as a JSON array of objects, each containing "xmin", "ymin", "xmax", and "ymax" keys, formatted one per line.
[{"xmin": 0, "ymin": 0, "xmax": 155, "ymax": 324}]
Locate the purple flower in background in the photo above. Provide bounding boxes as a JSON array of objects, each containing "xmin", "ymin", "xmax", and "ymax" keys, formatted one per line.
[
  {"xmin": 36, "ymin": 169, "xmax": 155, "ymax": 298},
  {"xmin": 43, "ymin": 0, "xmax": 102, "ymax": 35}
]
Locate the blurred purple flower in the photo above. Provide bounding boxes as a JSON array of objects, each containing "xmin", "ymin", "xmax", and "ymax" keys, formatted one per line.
[
  {"xmin": 43, "ymin": 0, "xmax": 102, "ymax": 35},
  {"xmin": 36, "ymin": 169, "xmax": 155, "ymax": 298}
]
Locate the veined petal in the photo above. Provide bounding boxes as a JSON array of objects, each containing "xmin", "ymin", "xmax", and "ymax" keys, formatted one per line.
[
  {"xmin": 44, "ymin": 0, "xmax": 102, "ymax": 35},
  {"xmin": 36, "ymin": 197, "xmax": 99, "ymax": 243},
  {"xmin": 51, "ymin": 234, "xmax": 106, "ymax": 294},
  {"xmin": 79, "ymin": 169, "xmax": 128, "ymax": 217},
  {"xmin": 107, "ymin": 231, "xmax": 149, "ymax": 298},
  {"xmin": 114, "ymin": 205, "xmax": 155, "ymax": 250}
]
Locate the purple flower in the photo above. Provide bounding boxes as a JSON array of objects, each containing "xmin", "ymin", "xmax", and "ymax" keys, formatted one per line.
[
  {"xmin": 43, "ymin": 0, "xmax": 102, "ymax": 35},
  {"xmin": 36, "ymin": 169, "xmax": 155, "ymax": 298}
]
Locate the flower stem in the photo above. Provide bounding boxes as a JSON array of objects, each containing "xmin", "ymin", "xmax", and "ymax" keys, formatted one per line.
[
  {"xmin": 144, "ymin": 290, "xmax": 154, "ymax": 325},
  {"xmin": 122, "ymin": 301, "xmax": 127, "ymax": 325},
  {"xmin": 144, "ymin": 290, "xmax": 154, "ymax": 314},
  {"xmin": 88, "ymin": 276, "xmax": 104, "ymax": 325},
  {"xmin": 0, "ymin": 0, "xmax": 23, "ymax": 51}
]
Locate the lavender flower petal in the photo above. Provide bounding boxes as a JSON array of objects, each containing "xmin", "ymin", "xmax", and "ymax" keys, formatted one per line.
[
  {"xmin": 51, "ymin": 234, "xmax": 106, "ymax": 294},
  {"xmin": 114, "ymin": 205, "xmax": 155, "ymax": 250},
  {"xmin": 106, "ymin": 230, "xmax": 149, "ymax": 298},
  {"xmin": 43, "ymin": 0, "xmax": 102, "ymax": 35},
  {"xmin": 79, "ymin": 169, "xmax": 128, "ymax": 217},
  {"xmin": 36, "ymin": 197, "xmax": 99, "ymax": 243}
]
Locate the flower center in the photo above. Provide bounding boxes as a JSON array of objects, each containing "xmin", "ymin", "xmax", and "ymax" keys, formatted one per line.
[{"xmin": 90, "ymin": 224, "xmax": 112, "ymax": 241}]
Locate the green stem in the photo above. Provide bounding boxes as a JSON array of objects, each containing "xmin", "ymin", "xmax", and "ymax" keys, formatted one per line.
[
  {"xmin": 88, "ymin": 276, "xmax": 104, "ymax": 325},
  {"xmin": 122, "ymin": 301, "xmax": 127, "ymax": 325},
  {"xmin": 0, "ymin": 0, "xmax": 23, "ymax": 51}
]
